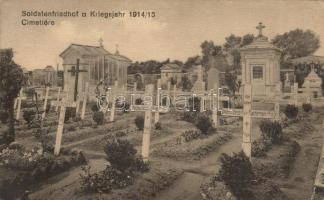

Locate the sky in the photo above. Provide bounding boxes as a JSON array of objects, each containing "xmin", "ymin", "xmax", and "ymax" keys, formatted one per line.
[{"xmin": 1, "ymin": 0, "xmax": 324, "ymax": 70}]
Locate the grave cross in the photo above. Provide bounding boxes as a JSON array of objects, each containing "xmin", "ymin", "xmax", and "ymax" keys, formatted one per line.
[
  {"xmin": 51, "ymin": 98, "xmax": 77, "ymax": 155},
  {"xmin": 67, "ymin": 59, "xmax": 88, "ymax": 101},
  {"xmin": 15, "ymin": 88, "xmax": 26, "ymax": 120},
  {"xmin": 256, "ymin": 22, "xmax": 266, "ymax": 36}
]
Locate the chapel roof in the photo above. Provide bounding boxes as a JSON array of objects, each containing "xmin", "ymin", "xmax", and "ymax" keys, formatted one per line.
[
  {"xmin": 59, "ymin": 43, "xmax": 132, "ymax": 62},
  {"xmin": 240, "ymin": 36, "xmax": 281, "ymax": 52}
]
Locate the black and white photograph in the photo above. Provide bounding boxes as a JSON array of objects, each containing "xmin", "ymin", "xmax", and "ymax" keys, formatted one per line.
[{"xmin": 1, "ymin": 0, "xmax": 324, "ymax": 199}]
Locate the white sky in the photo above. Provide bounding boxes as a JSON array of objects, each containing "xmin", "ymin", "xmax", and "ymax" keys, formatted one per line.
[{"xmin": 1, "ymin": 0, "xmax": 324, "ymax": 70}]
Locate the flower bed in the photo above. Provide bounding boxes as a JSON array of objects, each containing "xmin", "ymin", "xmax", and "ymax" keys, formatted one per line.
[
  {"xmin": 0, "ymin": 144, "xmax": 86, "ymax": 199},
  {"xmin": 152, "ymin": 131, "xmax": 232, "ymax": 160}
]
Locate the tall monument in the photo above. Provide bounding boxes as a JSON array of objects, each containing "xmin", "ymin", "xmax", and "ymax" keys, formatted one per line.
[{"xmin": 240, "ymin": 23, "xmax": 282, "ymax": 97}]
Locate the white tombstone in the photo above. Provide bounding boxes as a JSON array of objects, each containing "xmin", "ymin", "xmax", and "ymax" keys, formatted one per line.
[
  {"xmin": 15, "ymin": 88, "xmax": 26, "ymax": 120},
  {"xmin": 55, "ymin": 87, "xmax": 61, "ymax": 112},
  {"xmin": 212, "ymin": 83, "xmax": 219, "ymax": 127}
]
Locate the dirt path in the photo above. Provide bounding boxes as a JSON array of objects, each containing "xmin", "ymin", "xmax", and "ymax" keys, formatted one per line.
[
  {"xmin": 277, "ymin": 115, "xmax": 323, "ymax": 200},
  {"xmin": 153, "ymin": 125, "xmax": 244, "ymax": 200}
]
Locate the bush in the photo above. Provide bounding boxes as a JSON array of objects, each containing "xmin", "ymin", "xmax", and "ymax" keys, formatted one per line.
[
  {"xmin": 195, "ymin": 114, "xmax": 213, "ymax": 134},
  {"xmin": 90, "ymin": 102, "xmax": 99, "ymax": 112},
  {"xmin": 284, "ymin": 104, "xmax": 298, "ymax": 119},
  {"xmin": 0, "ymin": 111, "xmax": 9, "ymax": 124},
  {"xmin": 80, "ymin": 165, "xmax": 133, "ymax": 193},
  {"xmin": 103, "ymin": 138, "xmax": 137, "ymax": 172},
  {"xmin": 188, "ymin": 96, "xmax": 201, "ymax": 111},
  {"xmin": 23, "ymin": 110, "xmax": 36, "ymax": 128},
  {"xmin": 181, "ymin": 130, "xmax": 201, "ymax": 142},
  {"xmin": 134, "ymin": 115, "xmax": 144, "ymax": 130},
  {"xmin": 302, "ymin": 103, "xmax": 312, "ymax": 112},
  {"xmin": 131, "ymin": 156, "xmax": 150, "ymax": 173},
  {"xmin": 217, "ymin": 151, "xmax": 255, "ymax": 199},
  {"xmin": 65, "ymin": 107, "xmax": 76, "ymax": 122},
  {"xmin": 181, "ymin": 111, "xmax": 197, "ymax": 123},
  {"xmin": 259, "ymin": 120, "xmax": 283, "ymax": 144},
  {"xmin": 135, "ymin": 98, "xmax": 143, "ymax": 105},
  {"xmin": 155, "ymin": 122, "xmax": 162, "ymax": 130},
  {"xmin": 92, "ymin": 111, "xmax": 104, "ymax": 125}
]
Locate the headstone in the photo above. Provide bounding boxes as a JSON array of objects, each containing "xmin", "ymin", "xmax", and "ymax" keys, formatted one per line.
[
  {"xmin": 242, "ymin": 84, "xmax": 252, "ymax": 159},
  {"xmin": 81, "ymin": 82, "xmax": 89, "ymax": 120},
  {"xmin": 192, "ymin": 65, "xmax": 205, "ymax": 92},
  {"xmin": 154, "ymin": 79, "xmax": 161, "ymax": 124},
  {"xmin": 212, "ymin": 83, "xmax": 219, "ymax": 127},
  {"xmin": 41, "ymin": 87, "xmax": 50, "ymax": 120},
  {"xmin": 142, "ymin": 84, "xmax": 154, "ymax": 162}
]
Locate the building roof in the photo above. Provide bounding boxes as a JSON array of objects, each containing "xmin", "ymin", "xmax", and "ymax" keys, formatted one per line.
[
  {"xmin": 59, "ymin": 43, "xmax": 132, "ymax": 63},
  {"xmin": 240, "ymin": 36, "xmax": 281, "ymax": 52},
  {"xmin": 161, "ymin": 63, "xmax": 182, "ymax": 71},
  {"xmin": 291, "ymin": 55, "xmax": 324, "ymax": 65}
]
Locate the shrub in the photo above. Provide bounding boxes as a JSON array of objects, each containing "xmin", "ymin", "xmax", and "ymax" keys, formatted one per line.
[
  {"xmin": 131, "ymin": 156, "xmax": 150, "ymax": 173},
  {"xmin": 45, "ymin": 101, "xmax": 51, "ymax": 113},
  {"xmin": 92, "ymin": 111, "xmax": 104, "ymax": 125},
  {"xmin": 195, "ymin": 114, "xmax": 213, "ymax": 134},
  {"xmin": 23, "ymin": 110, "xmax": 36, "ymax": 128},
  {"xmin": 181, "ymin": 111, "xmax": 197, "ymax": 123},
  {"xmin": 134, "ymin": 115, "xmax": 144, "ymax": 130},
  {"xmin": 259, "ymin": 120, "xmax": 283, "ymax": 144},
  {"xmin": 103, "ymin": 138, "xmax": 137, "ymax": 172},
  {"xmin": 181, "ymin": 130, "xmax": 201, "ymax": 142},
  {"xmin": 79, "ymin": 165, "xmax": 133, "ymax": 193},
  {"xmin": 155, "ymin": 122, "xmax": 162, "ymax": 130},
  {"xmin": 188, "ymin": 96, "xmax": 201, "ymax": 111},
  {"xmin": 65, "ymin": 107, "xmax": 76, "ymax": 122},
  {"xmin": 0, "ymin": 111, "xmax": 9, "ymax": 124},
  {"xmin": 302, "ymin": 103, "xmax": 312, "ymax": 112},
  {"xmin": 135, "ymin": 98, "xmax": 143, "ymax": 105},
  {"xmin": 284, "ymin": 104, "xmax": 298, "ymax": 119},
  {"xmin": 217, "ymin": 151, "xmax": 255, "ymax": 199},
  {"xmin": 90, "ymin": 102, "xmax": 99, "ymax": 112}
]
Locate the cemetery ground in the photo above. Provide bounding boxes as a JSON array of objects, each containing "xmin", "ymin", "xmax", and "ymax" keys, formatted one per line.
[{"xmin": 1, "ymin": 101, "xmax": 324, "ymax": 200}]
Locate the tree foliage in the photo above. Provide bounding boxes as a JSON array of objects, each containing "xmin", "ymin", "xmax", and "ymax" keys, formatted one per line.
[
  {"xmin": 0, "ymin": 49, "xmax": 24, "ymax": 143},
  {"xmin": 272, "ymin": 29, "xmax": 320, "ymax": 59}
]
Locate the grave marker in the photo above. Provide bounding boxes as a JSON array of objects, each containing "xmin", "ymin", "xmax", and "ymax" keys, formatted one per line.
[
  {"xmin": 51, "ymin": 99, "xmax": 77, "ymax": 155},
  {"xmin": 41, "ymin": 86, "xmax": 50, "ymax": 120},
  {"xmin": 55, "ymin": 87, "xmax": 61, "ymax": 112},
  {"xmin": 142, "ymin": 84, "xmax": 154, "ymax": 162},
  {"xmin": 242, "ymin": 84, "xmax": 252, "ymax": 158},
  {"xmin": 212, "ymin": 83, "xmax": 219, "ymax": 127},
  {"xmin": 80, "ymin": 82, "xmax": 89, "ymax": 120},
  {"xmin": 154, "ymin": 79, "xmax": 161, "ymax": 124},
  {"xmin": 109, "ymin": 81, "xmax": 118, "ymax": 122},
  {"xmin": 15, "ymin": 88, "xmax": 26, "ymax": 120}
]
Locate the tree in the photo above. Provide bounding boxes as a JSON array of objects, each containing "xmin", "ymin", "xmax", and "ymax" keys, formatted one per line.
[
  {"xmin": 179, "ymin": 75, "xmax": 193, "ymax": 91},
  {"xmin": 224, "ymin": 70, "xmax": 239, "ymax": 96},
  {"xmin": 184, "ymin": 55, "xmax": 201, "ymax": 70},
  {"xmin": 241, "ymin": 34, "xmax": 255, "ymax": 47},
  {"xmin": 272, "ymin": 29, "xmax": 320, "ymax": 59},
  {"xmin": 200, "ymin": 41, "xmax": 223, "ymax": 71},
  {"xmin": 0, "ymin": 49, "xmax": 24, "ymax": 144}
]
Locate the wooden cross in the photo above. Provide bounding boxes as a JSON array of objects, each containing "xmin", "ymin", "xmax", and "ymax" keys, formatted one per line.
[
  {"xmin": 41, "ymin": 86, "xmax": 50, "ymax": 120},
  {"xmin": 256, "ymin": 22, "xmax": 266, "ymax": 36},
  {"xmin": 15, "ymin": 88, "xmax": 27, "ymax": 120},
  {"xmin": 66, "ymin": 59, "xmax": 88, "ymax": 101},
  {"xmin": 142, "ymin": 84, "xmax": 154, "ymax": 162},
  {"xmin": 51, "ymin": 98, "xmax": 77, "ymax": 155}
]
